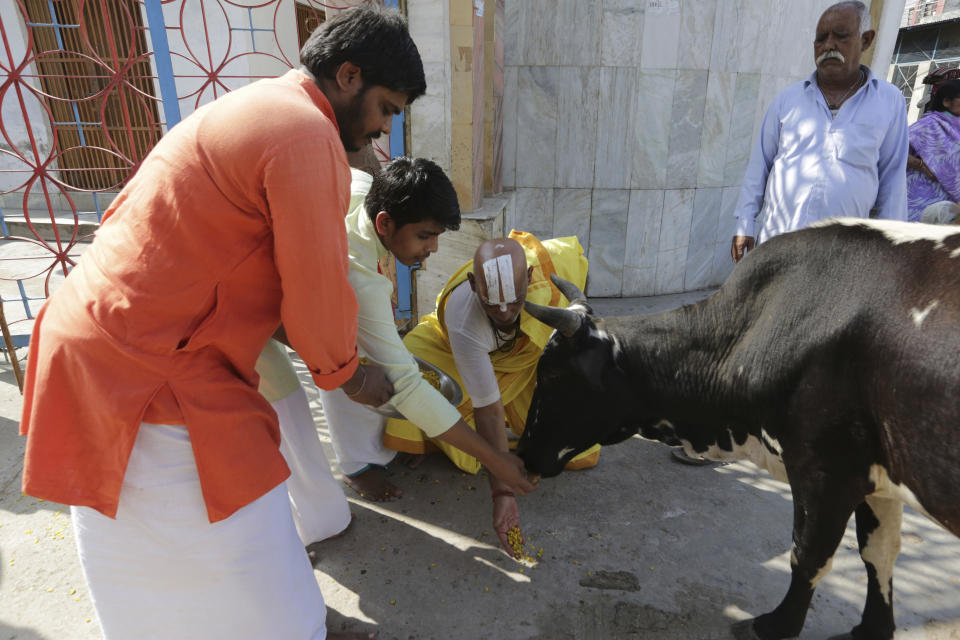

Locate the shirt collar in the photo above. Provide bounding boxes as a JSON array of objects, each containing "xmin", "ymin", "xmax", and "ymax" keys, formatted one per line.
[
  {"xmin": 804, "ymin": 64, "xmax": 878, "ymax": 92},
  {"xmin": 286, "ymin": 68, "xmax": 340, "ymax": 134},
  {"xmin": 355, "ymin": 201, "xmax": 390, "ymax": 263}
]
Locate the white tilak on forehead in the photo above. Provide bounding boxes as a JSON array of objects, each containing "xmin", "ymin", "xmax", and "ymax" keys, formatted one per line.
[{"xmin": 481, "ymin": 254, "xmax": 517, "ymax": 311}]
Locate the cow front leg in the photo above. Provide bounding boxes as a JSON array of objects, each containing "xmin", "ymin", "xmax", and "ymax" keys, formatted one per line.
[
  {"xmin": 735, "ymin": 489, "xmax": 858, "ymax": 640},
  {"xmin": 846, "ymin": 497, "xmax": 902, "ymax": 640}
]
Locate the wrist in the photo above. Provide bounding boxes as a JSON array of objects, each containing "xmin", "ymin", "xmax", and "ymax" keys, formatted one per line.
[
  {"xmin": 491, "ymin": 489, "xmax": 515, "ymax": 500},
  {"xmin": 343, "ymin": 366, "xmax": 367, "ymax": 396}
]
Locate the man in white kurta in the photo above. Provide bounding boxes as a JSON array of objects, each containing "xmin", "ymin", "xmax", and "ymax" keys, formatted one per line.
[{"xmin": 320, "ymin": 161, "xmax": 536, "ymax": 502}]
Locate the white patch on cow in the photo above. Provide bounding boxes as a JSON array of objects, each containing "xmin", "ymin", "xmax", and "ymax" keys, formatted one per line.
[
  {"xmin": 557, "ymin": 446, "xmax": 576, "ymax": 461},
  {"xmin": 760, "ymin": 428, "xmax": 783, "ymax": 456},
  {"xmin": 867, "ymin": 464, "xmax": 935, "ymax": 521},
  {"xmin": 588, "ymin": 323, "xmax": 609, "ymax": 342},
  {"xmin": 788, "ymin": 541, "xmax": 838, "ymax": 588},
  {"xmin": 859, "ymin": 496, "xmax": 903, "ymax": 606},
  {"xmin": 793, "ymin": 530, "xmax": 837, "ymax": 590},
  {"xmin": 816, "ymin": 218, "xmax": 960, "ymax": 257},
  {"xmin": 910, "ymin": 301, "xmax": 938, "ymax": 328},
  {"xmin": 810, "ymin": 556, "xmax": 835, "ymax": 588},
  {"xmin": 676, "ymin": 431, "xmax": 787, "ymax": 483},
  {"xmin": 610, "ymin": 333, "xmax": 623, "ymax": 362},
  {"xmin": 860, "ymin": 466, "xmax": 958, "ymax": 604}
]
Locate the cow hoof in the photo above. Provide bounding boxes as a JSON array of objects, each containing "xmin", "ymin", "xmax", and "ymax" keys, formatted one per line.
[{"xmin": 730, "ymin": 619, "xmax": 799, "ymax": 640}]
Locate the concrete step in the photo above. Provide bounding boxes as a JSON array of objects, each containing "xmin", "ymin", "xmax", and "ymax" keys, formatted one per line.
[
  {"xmin": 2, "ymin": 212, "xmax": 99, "ymax": 242},
  {"xmin": 1, "ymin": 191, "xmax": 117, "ymax": 217}
]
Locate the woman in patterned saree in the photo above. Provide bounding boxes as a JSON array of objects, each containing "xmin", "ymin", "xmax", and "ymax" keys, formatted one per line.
[{"xmin": 906, "ymin": 78, "xmax": 960, "ymax": 224}]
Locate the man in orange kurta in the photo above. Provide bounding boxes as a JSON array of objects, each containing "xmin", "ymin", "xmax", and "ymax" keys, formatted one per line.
[{"xmin": 19, "ymin": 8, "xmax": 421, "ymax": 640}]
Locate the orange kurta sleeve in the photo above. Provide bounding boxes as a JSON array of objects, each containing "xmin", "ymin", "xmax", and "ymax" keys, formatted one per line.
[{"xmin": 264, "ymin": 136, "xmax": 359, "ymax": 390}]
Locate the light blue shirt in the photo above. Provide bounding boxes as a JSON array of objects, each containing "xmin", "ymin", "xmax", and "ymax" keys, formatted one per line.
[{"xmin": 734, "ymin": 66, "xmax": 908, "ymax": 242}]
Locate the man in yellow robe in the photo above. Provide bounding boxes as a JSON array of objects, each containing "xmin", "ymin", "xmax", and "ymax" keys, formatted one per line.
[{"xmin": 384, "ymin": 231, "xmax": 600, "ymax": 552}]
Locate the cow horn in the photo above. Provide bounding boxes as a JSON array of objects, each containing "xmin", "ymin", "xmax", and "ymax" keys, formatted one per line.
[
  {"xmin": 524, "ymin": 301, "xmax": 582, "ymax": 337},
  {"xmin": 550, "ymin": 273, "xmax": 586, "ymax": 304}
]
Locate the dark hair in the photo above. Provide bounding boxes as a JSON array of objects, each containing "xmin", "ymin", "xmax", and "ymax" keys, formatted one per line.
[
  {"xmin": 927, "ymin": 79, "xmax": 960, "ymax": 113},
  {"xmin": 364, "ymin": 157, "xmax": 460, "ymax": 231},
  {"xmin": 300, "ymin": 5, "xmax": 426, "ymax": 104}
]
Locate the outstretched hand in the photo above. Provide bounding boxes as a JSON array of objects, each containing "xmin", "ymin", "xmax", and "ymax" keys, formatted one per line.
[{"xmin": 493, "ymin": 494, "xmax": 522, "ymax": 558}]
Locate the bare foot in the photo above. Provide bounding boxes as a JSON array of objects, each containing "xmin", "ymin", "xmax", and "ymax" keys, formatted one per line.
[
  {"xmin": 327, "ymin": 632, "xmax": 376, "ymax": 639},
  {"xmin": 397, "ymin": 451, "xmax": 430, "ymax": 470},
  {"xmin": 344, "ymin": 468, "xmax": 402, "ymax": 501},
  {"xmin": 306, "ymin": 543, "xmax": 323, "ymax": 568}
]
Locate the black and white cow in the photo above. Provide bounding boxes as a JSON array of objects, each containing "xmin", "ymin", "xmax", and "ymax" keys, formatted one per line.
[{"xmin": 517, "ymin": 219, "xmax": 960, "ymax": 640}]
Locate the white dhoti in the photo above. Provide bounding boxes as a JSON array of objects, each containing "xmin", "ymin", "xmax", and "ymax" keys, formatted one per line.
[
  {"xmin": 275, "ymin": 386, "xmax": 352, "ymax": 545},
  {"xmin": 318, "ymin": 387, "xmax": 395, "ymax": 476},
  {"xmin": 72, "ymin": 423, "xmax": 327, "ymax": 640}
]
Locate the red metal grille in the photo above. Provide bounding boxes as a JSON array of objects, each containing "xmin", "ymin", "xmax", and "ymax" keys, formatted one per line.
[
  {"xmin": 0, "ymin": 0, "xmax": 382, "ymax": 369},
  {"xmin": 295, "ymin": 1, "xmax": 325, "ymax": 49},
  {"xmin": 23, "ymin": 0, "xmax": 162, "ymax": 191}
]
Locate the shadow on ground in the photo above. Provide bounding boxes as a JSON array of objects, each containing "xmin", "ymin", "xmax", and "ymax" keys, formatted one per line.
[{"xmin": 308, "ymin": 434, "xmax": 935, "ymax": 640}]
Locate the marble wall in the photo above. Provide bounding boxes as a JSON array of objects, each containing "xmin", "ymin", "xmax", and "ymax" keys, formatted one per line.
[
  {"xmin": 501, "ymin": 0, "xmax": 892, "ymax": 297},
  {"xmin": 408, "ymin": 0, "xmax": 453, "ymax": 173}
]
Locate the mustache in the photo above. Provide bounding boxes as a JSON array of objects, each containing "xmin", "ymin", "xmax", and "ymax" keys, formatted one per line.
[{"xmin": 816, "ymin": 50, "xmax": 845, "ymax": 65}]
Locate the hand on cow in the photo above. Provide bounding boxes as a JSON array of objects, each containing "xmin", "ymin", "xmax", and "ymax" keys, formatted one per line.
[
  {"xmin": 493, "ymin": 494, "xmax": 522, "ymax": 558},
  {"xmin": 731, "ymin": 235, "xmax": 756, "ymax": 263},
  {"xmin": 341, "ymin": 363, "xmax": 394, "ymax": 407}
]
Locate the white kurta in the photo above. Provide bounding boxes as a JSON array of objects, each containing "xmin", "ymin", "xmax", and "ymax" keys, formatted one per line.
[
  {"xmin": 322, "ymin": 169, "xmax": 461, "ymax": 475},
  {"xmin": 275, "ymin": 386, "xmax": 352, "ymax": 544},
  {"xmin": 256, "ymin": 338, "xmax": 351, "ymax": 545},
  {"xmin": 319, "ymin": 386, "xmax": 396, "ymax": 476}
]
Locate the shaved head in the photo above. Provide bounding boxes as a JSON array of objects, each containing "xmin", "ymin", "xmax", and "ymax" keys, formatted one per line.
[
  {"xmin": 468, "ymin": 237, "xmax": 533, "ymax": 330},
  {"xmin": 473, "ymin": 238, "xmax": 528, "ymax": 307}
]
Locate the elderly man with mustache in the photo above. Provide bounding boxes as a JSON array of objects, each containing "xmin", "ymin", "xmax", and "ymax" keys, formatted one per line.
[{"xmin": 730, "ymin": 0, "xmax": 908, "ymax": 263}]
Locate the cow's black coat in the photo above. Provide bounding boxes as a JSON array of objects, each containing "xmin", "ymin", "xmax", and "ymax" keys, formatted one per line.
[{"xmin": 518, "ymin": 220, "xmax": 960, "ymax": 640}]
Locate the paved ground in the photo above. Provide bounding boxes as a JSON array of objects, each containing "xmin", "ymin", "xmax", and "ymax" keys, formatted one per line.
[{"xmin": 1, "ymin": 275, "xmax": 959, "ymax": 639}]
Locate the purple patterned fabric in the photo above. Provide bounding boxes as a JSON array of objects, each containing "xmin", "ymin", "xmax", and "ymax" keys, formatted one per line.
[{"xmin": 906, "ymin": 111, "xmax": 960, "ymax": 221}]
